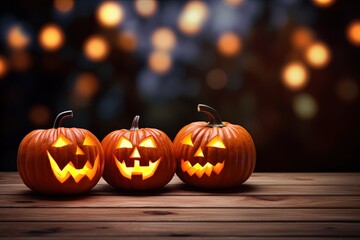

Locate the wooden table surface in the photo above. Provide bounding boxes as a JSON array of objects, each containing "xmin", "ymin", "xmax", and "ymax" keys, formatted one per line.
[{"xmin": 0, "ymin": 172, "xmax": 359, "ymax": 239}]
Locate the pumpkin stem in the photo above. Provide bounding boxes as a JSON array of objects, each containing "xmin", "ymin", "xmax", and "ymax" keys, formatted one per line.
[
  {"xmin": 130, "ymin": 115, "xmax": 140, "ymax": 130},
  {"xmin": 197, "ymin": 104, "xmax": 225, "ymax": 127},
  {"xmin": 53, "ymin": 110, "xmax": 73, "ymax": 128}
]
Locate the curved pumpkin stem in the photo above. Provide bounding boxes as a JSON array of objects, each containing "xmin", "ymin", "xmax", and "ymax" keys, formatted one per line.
[
  {"xmin": 130, "ymin": 115, "xmax": 140, "ymax": 130},
  {"xmin": 197, "ymin": 104, "xmax": 225, "ymax": 128},
  {"xmin": 53, "ymin": 110, "xmax": 73, "ymax": 128}
]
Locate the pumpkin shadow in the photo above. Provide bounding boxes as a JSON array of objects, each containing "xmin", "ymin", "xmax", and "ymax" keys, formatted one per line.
[
  {"xmin": 17, "ymin": 189, "xmax": 99, "ymax": 201},
  {"xmin": 174, "ymin": 182, "xmax": 258, "ymax": 194},
  {"xmin": 95, "ymin": 183, "xmax": 179, "ymax": 196}
]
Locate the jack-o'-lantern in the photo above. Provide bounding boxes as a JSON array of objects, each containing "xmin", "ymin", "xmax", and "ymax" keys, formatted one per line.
[
  {"xmin": 102, "ymin": 115, "xmax": 176, "ymax": 190},
  {"xmin": 17, "ymin": 110, "xmax": 104, "ymax": 195},
  {"xmin": 173, "ymin": 104, "xmax": 256, "ymax": 189}
]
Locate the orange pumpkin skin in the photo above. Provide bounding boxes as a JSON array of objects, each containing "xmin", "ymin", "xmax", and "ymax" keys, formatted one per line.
[
  {"xmin": 173, "ymin": 104, "xmax": 256, "ymax": 189},
  {"xmin": 102, "ymin": 116, "xmax": 176, "ymax": 191},
  {"xmin": 17, "ymin": 111, "xmax": 104, "ymax": 195}
]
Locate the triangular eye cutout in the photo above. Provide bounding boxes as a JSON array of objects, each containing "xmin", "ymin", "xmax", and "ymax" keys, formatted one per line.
[
  {"xmin": 83, "ymin": 135, "xmax": 96, "ymax": 146},
  {"xmin": 206, "ymin": 136, "xmax": 226, "ymax": 149},
  {"xmin": 116, "ymin": 137, "xmax": 133, "ymax": 149},
  {"xmin": 139, "ymin": 136, "xmax": 156, "ymax": 148},
  {"xmin": 181, "ymin": 133, "xmax": 194, "ymax": 146},
  {"xmin": 52, "ymin": 134, "xmax": 72, "ymax": 148}
]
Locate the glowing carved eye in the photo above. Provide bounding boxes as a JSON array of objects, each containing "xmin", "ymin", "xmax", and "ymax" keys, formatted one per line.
[
  {"xmin": 139, "ymin": 136, "xmax": 156, "ymax": 148},
  {"xmin": 52, "ymin": 134, "xmax": 72, "ymax": 148},
  {"xmin": 207, "ymin": 136, "xmax": 226, "ymax": 149},
  {"xmin": 116, "ymin": 137, "xmax": 133, "ymax": 149},
  {"xmin": 181, "ymin": 133, "xmax": 193, "ymax": 146},
  {"xmin": 83, "ymin": 135, "xmax": 97, "ymax": 146}
]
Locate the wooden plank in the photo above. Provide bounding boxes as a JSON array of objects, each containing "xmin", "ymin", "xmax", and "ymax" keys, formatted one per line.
[
  {"xmin": 1, "ymin": 208, "xmax": 359, "ymax": 222},
  {"xmin": 0, "ymin": 222, "xmax": 359, "ymax": 237},
  {"xmin": 1, "ymin": 238, "xmax": 358, "ymax": 240},
  {"xmin": 0, "ymin": 195, "xmax": 359, "ymax": 208},
  {"xmin": 1, "ymin": 172, "xmax": 360, "ymax": 186}
]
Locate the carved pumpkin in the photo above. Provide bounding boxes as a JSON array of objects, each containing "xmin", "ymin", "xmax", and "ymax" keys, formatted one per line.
[
  {"xmin": 173, "ymin": 104, "xmax": 256, "ymax": 189},
  {"xmin": 17, "ymin": 110, "xmax": 104, "ymax": 195},
  {"xmin": 102, "ymin": 115, "xmax": 176, "ymax": 190}
]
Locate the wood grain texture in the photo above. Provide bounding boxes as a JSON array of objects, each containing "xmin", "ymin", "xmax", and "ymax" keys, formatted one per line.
[{"xmin": 0, "ymin": 172, "xmax": 359, "ymax": 238}]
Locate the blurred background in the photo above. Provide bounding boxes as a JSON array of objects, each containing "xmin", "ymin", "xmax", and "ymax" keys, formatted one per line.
[{"xmin": 1, "ymin": 0, "xmax": 359, "ymax": 171}]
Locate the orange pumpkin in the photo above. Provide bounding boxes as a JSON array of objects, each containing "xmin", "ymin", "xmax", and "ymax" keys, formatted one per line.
[
  {"xmin": 173, "ymin": 104, "xmax": 256, "ymax": 189},
  {"xmin": 17, "ymin": 110, "xmax": 104, "ymax": 195},
  {"xmin": 102, "ymin": 115, "xmax": 176, "ymax": 190}
]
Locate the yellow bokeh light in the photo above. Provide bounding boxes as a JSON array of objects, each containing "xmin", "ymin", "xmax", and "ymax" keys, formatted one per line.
[
  {"xmin": 312, "ymin": 0, "xmax": 335, "ymax": 7},
  {"xmin": 118, "ymin": 31, "xmax": 138, "ymax": 52},
  {"xmin": 224, "ymin": 0, "xmax": 244, "ymax": 6},
  {"xmin": 217, "ymin": 32, "xmax": 242, "ymax": 57},
  {"xmin": 83, "ymin": 36, "xmax": 109, "ymax": 62},
  {"xmin": 293, "ymin": 93, "xmax": 318, "ymax": 120},
  {"xmin": 54, "ymin": 0, "xmax": 74, "ymax": 13},
  {"xmin": 305, "ymin": 42, "xmax": 331, "ymax": 68},
  {"xmin": 97, "ymin": 1, "xmax": 124, "ymax": 28},
  {"xmin": 0, "ymin": 56, "xmax": 8, "ymax": 78},
  {"xmin": 151, "ymin": 27, "xmax": 176, "ymax": 51},
  {"xmin": 39, "ymin": 24, "xmax": 64, "ymax": 51},
  {"xmin": 347, "ymin": 20, "xmax": 360, "ymax": 46},
  {"xmin": 178, "ymin": 1, "xmax": 208, "ymax": 35},
  {"xmin": 291, "ymin": 27, "xmax": 314, "ymax": 50},
  {"xmin": 134, "ymin": 0, "xmax": 157, "ymax": 17},
  {"xmin": 206, "ymin": 68, "xmax": 228, "ymax": 90},
  {"xmin": 282, "ymin": 62, "xmax": 309, "ymax": 91},
  {"xmin": 7, "ymin": 25, "xmax": 30, "ymax": 50},
  {"xmin": 148, "ymin": 50, "xmax": 172, "ymax": 74}
]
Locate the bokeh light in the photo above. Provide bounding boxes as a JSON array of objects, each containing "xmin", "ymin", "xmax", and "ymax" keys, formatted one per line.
[
  {"xmin": 96, "ymin": 1, "xmax": 124, "ymax": 28},
  {"xmin": 54, "ymin": 0, "xmax": 74, "ymax": 13},
  {"xmin": 151, "ymin": 27, "xmax": 177, "ymax": 51},
  {"xmin": 291, "ymin": 27, "xmax": 314, "ymax": 50},
  {"xmin": 39, "ymin": 24, "xmax": 64, "ymax": 51},
  {"xmin": 282, "ymin": 61, "xmax": 309, "ymax": 91},
  {"xmin": 28, "ymin": 104, "xmax": 51, "ymax": 126},
  {"xmin": 6, "ymin": 25, "xmax": 31, "ymax": 50},
  {"xmin": 148, "ymin": 50, "xmax": 172, "ymax": 74},
  {"xmin": 83, "ymin": 36, "xmax": 109, "ymax": 62},
  {"xmin": 335, "ymin": 78, "xmax": 359, "ymax": 102},
  {"xmin": 312, "ymin": 0, "xmax": 335, "ymax": 7},
  {"xmin": 217, "ymin": 32, "xmax": 242, "ymax": 57},
  {"xmin": 134, "ymin": 0, "xmax": 157, "ymax": 17},
  {"xmin": 206, "ymin": 68, "xmax": 228, "ymax": 90},
  {"xmin": 118, "ymin": 31, "xmax": 138, "ymax": 52},
  {"xmin": 224, "ymin": 0, "xmax": 245, "ymax": 6},
  {"xmin": 304, "ymin": 42, "xmax": 331, "ymax": 68},
  {"xmin": 0, "ymin": 56, "xmax": 8, "ymax": 78},
  {"xmin": 9, "ymin": 51, "xmax": 31, "ymax": 72},
  {"xmin": 347, "ymin": 20, "xmax": 360, "ymax": 46},
  {"xmin": 178, "ymin": 1, "xmax": 208, "ymax": 35},
  {"xmin": 293, "ymin": 93, "xmax": 318, "ymax": 120},
  {"xmin": 73, "ymin": 73, "xmax": 99, "ymax": 98}
]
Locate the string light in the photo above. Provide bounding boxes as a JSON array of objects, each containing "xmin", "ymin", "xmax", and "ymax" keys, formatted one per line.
[
  {"xmin": 304, "ymin": 42, "xmax": 331, "ymax": 68},
  {"xmin": 96, "ymin": 1, "xmax": 124, "ymax": 28},
  {"xmin": 217, "ymin": 32, "xmax": 242, "ymax": 57},
  {"xmin": 178, "ymin": 1, "xmax": 208, "ymax": 35},
  {"xmin": 83, "ymin": 36, "xmax": 109, "ymax": 62},
  {"xmin": 39, "ymin": 24, "xmax": 64, "ymax": 51},
  {"xmin": 134, "ymin": 0, "xmax": 157, "ymax": 17},
  {"xmin": 282, "ymin": 61, "xmax": 309, "ymax": 91},
  {"xmin": 347, "ymin": 20, "xmax": 360, "ymax": 46}
]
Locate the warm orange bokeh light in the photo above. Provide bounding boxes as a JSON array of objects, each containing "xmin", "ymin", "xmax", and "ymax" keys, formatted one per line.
[
  {"xmin": 83, "ymin": 36, "xmax": 109, "ymax": 62},
  {"xmin": 206, "ymin": 68, "xmax": 228, "ymax": 90},
  {"xmin": 9, "ymin": 51, "xmax": 32, "ymax": 72},
  {"xmin": 29, "ymin": 105, "xmax": 51, "ymax": 126},
  {"xmin": 291, "ymin": 27, "xmax": 314, "ymax": 50},
  {"xmin": 305, "ymin": 42, "xmax": 331, "ymax": 68},
  {"xmin": 54, "ymin": 0, "xmax": 74, "ymax": 13},
  {"xmin": 347, "ymin": 20, "xmax": 360, "ymax": 46},
  {"xmin": 0, "ymin": 56, "xmax": 8, "ymax": 78},
  {"xmin": 7, "ymin": 25, "xmax": 30, "ymax": 50},
  {"xmin": 178, "ymin": 1, "xmax": 208, "ymax": 35},
  {"xmin": 312, "ymin": 0, "xmax": 335, "ymax": 7},
  {"xmin": 151, "ymin": 28, "xmax": 176, "ymax": 51},
  {"xmin": 282, "ymin": 62, "xmax": 309, "ymax": 91},
  {"xmin": 39, "ymin": 24, "xmax": 64, "ymax": 51},
  {"xmin": 217, "ymin": 32, "xmax": 242, "ymax": 57},
  {"xmin": 74, "ymin": 73, "xmax": 99, "ymax": 98},
  {"xmin": 148, "ymin": 51, "xmax": 172, "ymax": 74},
  {"xmin": 118, "ymin": 31, "xmax": 138, "ymax": 52},
  {"xmin": 134, "ymin": 0, "xmax": 157, "ymax": 17},
  {"xmin": 224, "ymin": 0, "xmax": 244, "ymax": 6},
  {"xmin": 97, "ymin": 1, "xmax": 124, "ymax": 28}
]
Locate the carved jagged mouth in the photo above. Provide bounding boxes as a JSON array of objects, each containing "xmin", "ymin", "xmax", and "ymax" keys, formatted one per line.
[
  {"xmin": 114, "ymin": 156, "xmax": 161, "ymax": 180},
  {"xmin": 47, "ymin": 151, "xmax": 100, "ymax": 183},
  {"xmin": 181, "ymin": 159, "xmax": 225, "ymax": 178}
]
